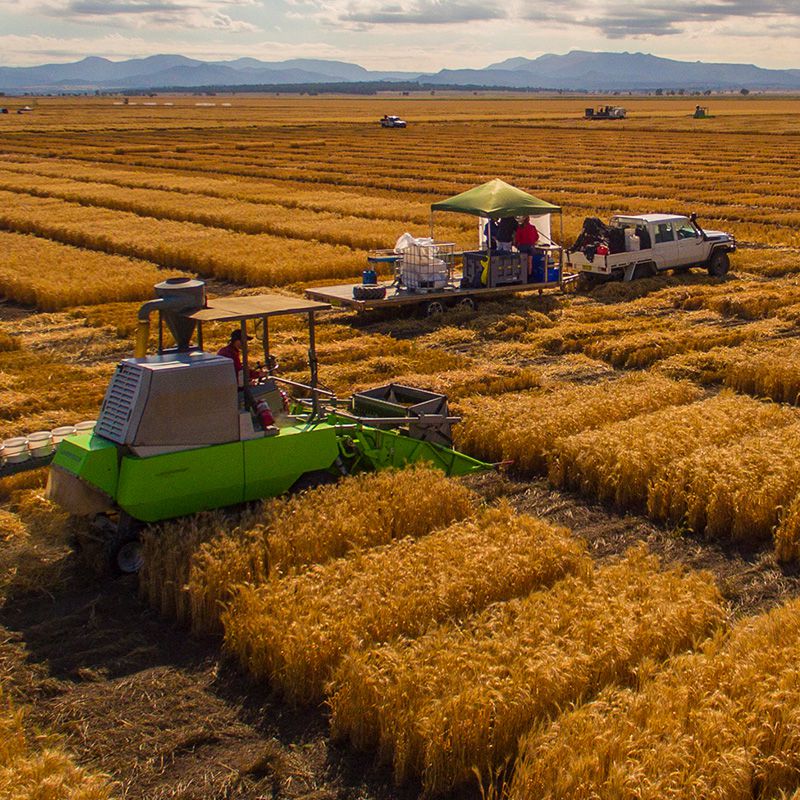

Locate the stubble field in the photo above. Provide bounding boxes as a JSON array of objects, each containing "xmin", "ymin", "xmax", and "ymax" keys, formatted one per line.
[{"xmin": 3, "ymin": 93, "xmax": 800, "ymax": 799}]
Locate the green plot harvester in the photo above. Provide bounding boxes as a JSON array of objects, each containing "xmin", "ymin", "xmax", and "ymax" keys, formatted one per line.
[{"xmin": 2, "ymin": 279, "xmax": 488, "ymax": 570}]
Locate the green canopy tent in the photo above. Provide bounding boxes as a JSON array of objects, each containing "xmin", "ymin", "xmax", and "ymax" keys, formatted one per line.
[{"xmin": 429, "ymin": 179, "xmax": 563, "ymax": 288}]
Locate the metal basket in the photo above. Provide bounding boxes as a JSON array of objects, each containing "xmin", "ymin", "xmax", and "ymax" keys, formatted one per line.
[{"xmin": 398, "ymin": 242, "xmax": 455, "ymax": 293}]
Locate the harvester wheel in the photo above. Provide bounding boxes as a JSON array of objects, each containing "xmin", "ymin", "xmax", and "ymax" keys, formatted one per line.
[
  {"xmin": 707, "ymin": 250, "xmax": 730, "ymax": 277},
  {"xmin": 105, "ymin": 513, "xmax": 144, "ymax": 574}
]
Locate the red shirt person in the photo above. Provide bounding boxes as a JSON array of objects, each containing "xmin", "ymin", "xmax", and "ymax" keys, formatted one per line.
[
  {"xmin": 217, "ymin": 329, "xmax": 250, "ymax": 386},
  {"xmin": 515, "ymin": 216, "xmax": 540, "ymax": 280}
]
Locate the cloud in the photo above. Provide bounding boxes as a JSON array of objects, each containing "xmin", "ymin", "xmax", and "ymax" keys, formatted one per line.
[
  {"xmin": 285, "ymin": 0, "xmax": 504, "ymax": 28},
  {"xmin": 1, "ymin": 0, "xmax": 258, "ymax": 31},
  {"xmin": 518, "ymin": 0, "xmax": 800, "ymax": 38}
]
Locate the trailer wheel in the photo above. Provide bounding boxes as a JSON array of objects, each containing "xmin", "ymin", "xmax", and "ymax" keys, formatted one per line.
[
  {"xmin": 708, "ymin": 251, "xmax": 730, "ymax": 277},
  {"xmin": 426, "ymin": 300, "xmax": 446, "ymax": 317},
  {"xmin": 455, "ymin": 297, "xmax": 476, "ymax": 312}
]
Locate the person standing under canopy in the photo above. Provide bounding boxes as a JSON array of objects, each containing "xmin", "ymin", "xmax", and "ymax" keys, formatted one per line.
[{"xmin": 515, "ymin": 216, "xmax": 540, "ymax": 279}]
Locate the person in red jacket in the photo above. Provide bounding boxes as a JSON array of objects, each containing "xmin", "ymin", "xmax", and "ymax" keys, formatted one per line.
[
  {"xmin": 514, "ymin": 216, "xmax": 540, "ymax": 280},
  {"xmin": 217, "ymin": 329, "xmax": 265, "ymax": 387}
]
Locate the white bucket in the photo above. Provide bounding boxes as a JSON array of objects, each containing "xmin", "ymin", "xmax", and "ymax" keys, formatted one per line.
[
  {"xmin": 27, "ymin": 431, "xmax": 54, "ymax": 458},
  {"xmin": 75, "ymin": 420, "xmax": 96, "ymax": 433},
  {"xmin": 52, "ymin": 425, "xmax": 77, "ymax": 444},
  {"xmin": 3, "ymin": 437, "xmax": 29, "ymax": 464}
]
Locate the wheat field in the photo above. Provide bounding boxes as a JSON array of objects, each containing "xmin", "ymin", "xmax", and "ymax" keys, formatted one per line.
[{"xmin": 2, "ymin": 94, "xmax": 800, "ymax": 798}]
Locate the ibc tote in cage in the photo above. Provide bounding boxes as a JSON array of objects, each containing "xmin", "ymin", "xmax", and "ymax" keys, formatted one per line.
[{"xmin": 393, "ymin": 234, "xmax": 456, "ymax": 293}]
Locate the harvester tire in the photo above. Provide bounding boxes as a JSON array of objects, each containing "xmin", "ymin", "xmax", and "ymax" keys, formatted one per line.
[
  {"xmin": 707, "ymin": 250, "xmax": 730, "ymax": 277},
  {"xmin": 353, "ymin": 285, "xmax": 386, "ymax": 301},
  {"xmin": 105, "ymin": 513, "xmax": 144, "ymax": 574}
]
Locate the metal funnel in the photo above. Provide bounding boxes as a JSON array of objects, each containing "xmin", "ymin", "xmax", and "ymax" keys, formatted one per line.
[{"xmin": 154, "ymin": 278, "xmax": 206, "ymax": 351}]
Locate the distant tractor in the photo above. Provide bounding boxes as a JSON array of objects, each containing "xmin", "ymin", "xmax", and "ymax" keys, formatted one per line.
[
  {"xmin": 585, "ymin": 106, "xmax": 626, "ymax": 120},
  {"xmin": 693, "ymin": 106, "xmax": 713, "ymax": 119}
]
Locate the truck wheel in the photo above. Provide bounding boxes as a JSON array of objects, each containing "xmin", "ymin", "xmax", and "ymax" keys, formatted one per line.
[
  {"xmin": 577, "ymin": 273, "xmax": 600, "ymax": 291},
  {"xmin": 707, "ymin": 251, "xmax": 730, "ymax": 277},
  {"xmin": 633, "ymin": 262, "xmax": 657, "ymax": 280},
  {"xmin": 455, "ymin": 297, "xmax": 476, "ymax": 312}
]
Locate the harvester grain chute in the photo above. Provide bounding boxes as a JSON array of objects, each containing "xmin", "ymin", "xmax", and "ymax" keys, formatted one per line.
[{"xmin": 1, "ymin": 278, "xmax": 489, "ymax": 572}]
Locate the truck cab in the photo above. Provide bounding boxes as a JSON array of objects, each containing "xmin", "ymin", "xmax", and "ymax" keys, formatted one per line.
[{"xmin": 567, "ymin": 213, "xmax": 736, "ymax": 285}]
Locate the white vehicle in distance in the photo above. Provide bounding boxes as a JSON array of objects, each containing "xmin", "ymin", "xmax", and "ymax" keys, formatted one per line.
[
  {"xmin": 380, "ymin": 115, "xmax": 407, "ymax": 128},
  {"xmin": 567, "ymin": 213, "xmax": 736, "ymax": 288}
]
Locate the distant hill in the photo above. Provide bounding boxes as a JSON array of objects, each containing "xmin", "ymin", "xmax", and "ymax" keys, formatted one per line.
[{"xmin": 1, "ymin": 50, "xmax": 799, "ymax": 93}]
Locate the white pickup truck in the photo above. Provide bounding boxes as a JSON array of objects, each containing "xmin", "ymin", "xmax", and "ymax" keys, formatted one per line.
[
  {"xmin": 380, "ymin": 115, "xmax": 407, "ymax": 128},
  {"xmin": 568, "ymin": 214, "xmax": 736, "ymax": 287}
]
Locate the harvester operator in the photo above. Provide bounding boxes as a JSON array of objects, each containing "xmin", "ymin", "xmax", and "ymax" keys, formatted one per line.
[{"xmin": 217, "ymin": 329, "xmax": 264, "ymax": 387}]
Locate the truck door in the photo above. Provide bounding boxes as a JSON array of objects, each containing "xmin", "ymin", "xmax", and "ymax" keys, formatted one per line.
[
  {"xmin": 675, "ymin": 218, "xmax": 706, "ymax": 266},
  {"xmin": 652, "ymin": 221, "xmax": 678, "ymax": 269}
]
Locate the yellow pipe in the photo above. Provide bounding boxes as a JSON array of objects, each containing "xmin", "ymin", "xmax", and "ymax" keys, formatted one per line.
[{"xmin": 134, "ymin": 320, "xmax": 150, "ymax": 358}]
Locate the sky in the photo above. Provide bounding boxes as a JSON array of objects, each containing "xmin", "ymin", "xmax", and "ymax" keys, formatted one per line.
[{"xmin": 0, "ymin": 0, "xmax": 799, "ymax": 71}]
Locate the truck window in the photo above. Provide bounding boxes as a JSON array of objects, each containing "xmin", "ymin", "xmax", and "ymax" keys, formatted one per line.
[
  {"xmin": 676, "ymin": 220, "xmax": 699, "ymax": 239},
  {"xmin": 654, "ymin": 222, "xmax": 675, "ymax": 244}
]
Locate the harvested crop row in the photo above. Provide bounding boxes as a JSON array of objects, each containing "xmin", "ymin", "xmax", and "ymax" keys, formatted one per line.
[
  {"xmin": 222, "ymin": 505, "xmax": 587, "ymax": 704},
  {"xmin": 0, "ymin": 171, "xmax": 468, "ymax": 252},
  {"xmin": 550, "ymin": 391, "xmax": 799, "ymax": 511},
  {"xmin": 0, "ymin": 229, "xmax": 178, "ymax": 310},
  {"xmin": 0, "ymin": 190, "xmax": 361, "ymax": 286},
  {"xmin": 0, "ymin": 685, "xmax": 112, "ymax": 798},
  {"xmin": 330, "ymin": 547, "xmax": 723, "ymax": 797},
  {"xmin": 455, "ymin": 373, "xmax": 702, "ymax": 474},
  {"xmin": 139, "ymin": 466, "xmax": 477, "ymax": 632},
  {"xmin": 509, "ymin": 595, "xmax": 800, "ymax": 800},
  {"xmin": 649, "ymin": 422, "xmax": 800, "ymax": 544}
]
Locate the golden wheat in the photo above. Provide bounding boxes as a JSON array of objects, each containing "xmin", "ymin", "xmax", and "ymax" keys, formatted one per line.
[
  {"xmin": 221, "ymin": 505, "xmax": 587, "ymax": 704},
  {"xmin": 509, "ymin": 595, "xmax": 800, "ymax": 800},
  {"xmin": 550, "ymin": 392, "xmax": 799, "ymax": 511},
  {"xmin": 329, "ymin": 547, "xmax": 723, "ymax": 796},
  {"xmin": 455, "ymin": 374, "xmax": 702, "ymax": 473},
  {"xmin": 649, "ymin": 422, "xmax": 800, "ymax": 543},
  {"xmin": 187, "ymin": 466, "xmax": 477, "ymax": 635}
]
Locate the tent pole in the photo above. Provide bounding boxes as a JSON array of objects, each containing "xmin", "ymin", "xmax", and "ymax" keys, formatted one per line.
[
  {"xmin": 429, "ymin": 210, "xmax": 434, "ymax": 239},
  {"xmin": 559, "ymin": 212, "xmax": 564, "ymax": 288}
]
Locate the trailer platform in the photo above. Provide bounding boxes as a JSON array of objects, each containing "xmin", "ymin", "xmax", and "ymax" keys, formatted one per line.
[{"xmin": 305, "ymin": 275, "xmax": 577, "ymax": 314}]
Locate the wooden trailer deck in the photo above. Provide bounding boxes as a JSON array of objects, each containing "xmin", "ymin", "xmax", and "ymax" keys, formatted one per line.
[{"xmin": 305, "ymin": 274, "xmax": 576, "ymax": 312}]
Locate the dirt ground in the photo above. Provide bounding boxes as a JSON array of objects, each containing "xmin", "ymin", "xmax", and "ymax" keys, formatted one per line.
[{"xmin": 3, "ymin": 469, "xmax": 800, "ymax": 800}]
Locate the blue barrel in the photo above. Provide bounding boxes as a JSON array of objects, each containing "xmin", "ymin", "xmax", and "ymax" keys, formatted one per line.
[
  {"xmin": 546, "ymin": 265, "xmax": 560, "ymax": 282},
  {"xmin": 531, "ymin": 251, "xmax": 546, "ymax": 283},
  {"xmin": 362, "ymin": 268, "xmax": 378, "ymax": 286}
]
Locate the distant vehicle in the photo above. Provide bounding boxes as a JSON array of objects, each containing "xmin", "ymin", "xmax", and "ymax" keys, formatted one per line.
[
  {"xmin": 17, "ymin": 105, "xmax": 33, "ymax": 114},
  {"xmin": 568, "ymin": 213, "xmax": 736, "ymax": 288},
  {"xmin": 380, "ymin": 115, "xmax": 407, "ymax": 128},
  {"xmin": 584, "ymin": 106, "xmax": 626, "ymax": 120},
  {"xmin": 693, "ymin": 105, "xmax": 713, "ymax": 119}
]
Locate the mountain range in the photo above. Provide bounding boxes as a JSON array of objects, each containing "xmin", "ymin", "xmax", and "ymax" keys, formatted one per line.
[{"xmin": 2, "ymin": 51, "xmax": 800, "ymax": 93}]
